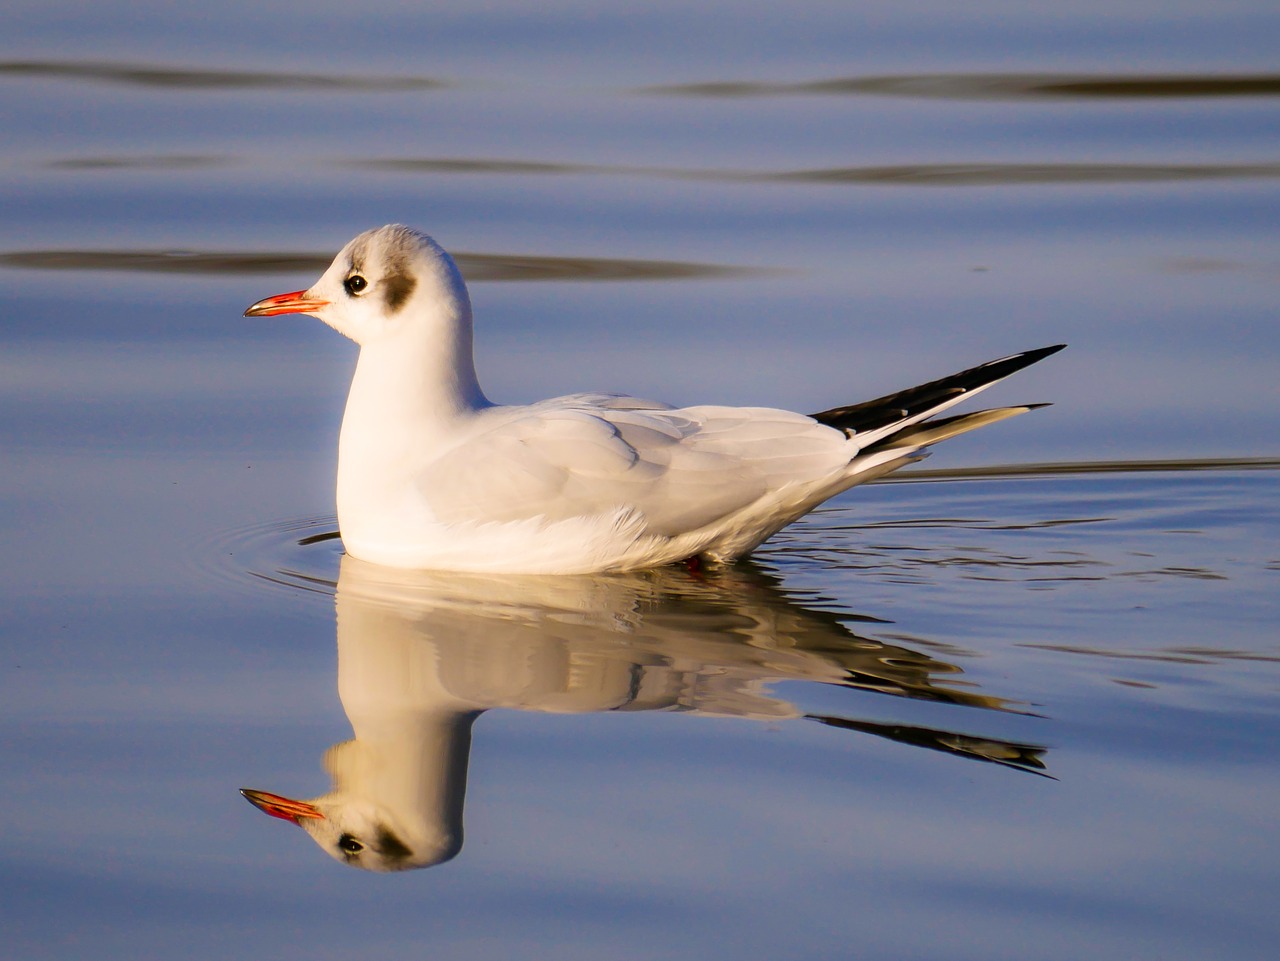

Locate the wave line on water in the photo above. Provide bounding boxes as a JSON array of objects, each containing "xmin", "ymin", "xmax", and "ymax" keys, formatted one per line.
[
  {"xmin": 876, "ymin": 456, "xmax": 1280, "ymax": 483},
  {"xmin": 0, "ymin": 248, "xmax": 767, "ymax": 282},
  {"xmin": 0, "ymin": 59, "xmax": 449, "ymax": 91},
  {"xmin": 640, "ymin": 72, "xmax": 1280, "ymax": 101},
  {"xmin": 348, "ymin": 156, "xmax": 1280, "ymax": 187},
  {"xmin": 31, "ymin": 149, "xmax": 1280, "ymax": 188}
]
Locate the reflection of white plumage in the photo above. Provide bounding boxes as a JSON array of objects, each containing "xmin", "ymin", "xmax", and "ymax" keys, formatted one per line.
[
  {"xmin": 240, "ymin": 557, "xmax": 1047, "ymax": 871},
  {"xmin": 245, "ymin": 224, "xmax": 1063, "ymax": 573}
]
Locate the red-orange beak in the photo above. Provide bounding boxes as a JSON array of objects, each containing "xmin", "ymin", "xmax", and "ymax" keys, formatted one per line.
[
  {"xmin": 240, "ymin": 788, "xmax": 326, "ymax": 824},
  {"xmin": 243, "ymin": 289, "xmax": 330, "ymax": 317}
]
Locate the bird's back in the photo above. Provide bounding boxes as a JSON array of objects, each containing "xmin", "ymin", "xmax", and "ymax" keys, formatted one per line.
[{"xmin": 414, "ymin": 393, "xmax": 859, "ymax": 540}]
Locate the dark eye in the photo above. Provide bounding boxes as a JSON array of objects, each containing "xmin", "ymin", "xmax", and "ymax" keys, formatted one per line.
[
  {"xmin": 343, "ymin": 275, "xmax": 368, "ymax": 296},
  {"xmin": 337, "ymin": 834, "xmax": 364, "ymax": 855}
]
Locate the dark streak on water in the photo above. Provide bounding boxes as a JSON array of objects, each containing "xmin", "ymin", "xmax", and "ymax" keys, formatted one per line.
[
  {"xmin": 882, "ymin": 456, "xmax": 1280, "ymax": 482},
  {"xmin": 760, "ymin": 163, "xmax": 1280, "ymax": 186},
  {"xmin": 35, "ymin": 153, "xmax": 1280, "ymax": 186},
  {"xmin": 7, "ymin": 62, "xmax": 1278, "ymax": 102},
  {"xmin": 643, "ymin": 72, "xmax": 1280, "ymax": 101},
  {"xmin": 1022, "ymin": 643, "xmax": 1280, "ymax": 664},
  {"xmin": 0, "ymin": 249, "xmax": 766, "ymax": 282},
  {"xmin": 46, "ymin": 155, "xmax": 230, "ymax": 171},
  {"xmin": 0, "ymin": 60, "xmax": 449, "ymax": 91}
]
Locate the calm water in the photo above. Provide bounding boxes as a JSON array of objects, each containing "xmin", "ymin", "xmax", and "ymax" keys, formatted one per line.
[{"xmin": 3, "ymin": 2, "xmax": 1279, "ymax": 959}]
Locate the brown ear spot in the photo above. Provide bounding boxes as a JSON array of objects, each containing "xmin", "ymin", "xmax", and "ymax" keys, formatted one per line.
[
  {"xmin": 383, "ymin": 269, "xmax": 417, "ymax": 313},
  {"xmin": 376, "ymin": 827, "xmax": 413, "ymax": 862}
]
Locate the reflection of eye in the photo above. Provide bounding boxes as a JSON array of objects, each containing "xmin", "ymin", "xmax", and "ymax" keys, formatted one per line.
[
  {"xmin": 343, "ymin": 275, "xmax": 368, "ymax": 296},
  {"xmin": 338, "ymin": 834, "xmax": 364, "ymax": 854}
]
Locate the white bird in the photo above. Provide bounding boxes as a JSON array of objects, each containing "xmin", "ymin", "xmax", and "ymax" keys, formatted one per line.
[{"xmin": 245, "ymin": 224, "xmax": 1063, "ymax": 574}]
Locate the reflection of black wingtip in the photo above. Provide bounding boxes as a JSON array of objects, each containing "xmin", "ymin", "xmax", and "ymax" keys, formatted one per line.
[
  {"xmin": 806, "ymin": 713, "xmax": 1055, "ymax": 779},
  {"xmin": 833, "ymin": 669, "xmax": 1044, "ymax": 716}
]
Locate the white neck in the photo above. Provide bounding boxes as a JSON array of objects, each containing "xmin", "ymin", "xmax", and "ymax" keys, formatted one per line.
[
  {"xmin": 325, "ymin": 711, "xmax": 477, "ymax": 865},
  {"xmin": 335, "ymin": 289, "xmax": 490, "ymax": 532}
]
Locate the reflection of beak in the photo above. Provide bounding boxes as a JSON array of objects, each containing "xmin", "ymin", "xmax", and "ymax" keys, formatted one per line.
[
  {"xmin": 243, "ymin": 290, "xmax": 329, "ymax": 317},
  {"xmin": 240, "ymin": 788, "xmax": 325, "ymax": 824}
]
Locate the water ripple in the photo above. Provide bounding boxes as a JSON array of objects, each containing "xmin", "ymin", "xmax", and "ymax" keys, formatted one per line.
[
  {"xmin": 10, "ymin": 62, "xmax": 1275, "ymax": 102},
  {"xmin": 34, "ymin": 151, "xmax": 1280, "ymax": 187},
  {"xmin": 881, "ymin": 456, "xmax": 1280, "ymax": 482},
  {"xmin": 0, "ymin": 59, "xmax": 448, "ymax": 91},
  {"xmin": 643, "ymin": 72, "xmax": 1280, "ymax": 101},
  {"xmin": 1022, "ymin": 643, "xmax": 1280, "ymax": 665},
  {"xmin": 350, "ymin": 156, "xmax": 1280, "ymax": 186},
  {"xmin": 45, "ymin": 154, "xmax": 230, "ymax": 171},
  {"xmin": 760, "ymin": 162, "xmax": 1280, "ymax": 186},
  {"xmin": 0, "ymin": 248, "xmax": 763, "ymax": 282}
]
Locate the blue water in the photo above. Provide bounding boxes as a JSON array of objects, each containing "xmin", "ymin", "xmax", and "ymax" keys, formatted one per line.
[{"xmin": 3, "ymin": 2, "xmax": 1279, "ymax": 959}]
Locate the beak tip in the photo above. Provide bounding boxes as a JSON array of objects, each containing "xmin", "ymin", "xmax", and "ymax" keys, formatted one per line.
[
  {"xmin": 240, "ymin": 787, "xmax": 325, "ymax": 823},
  {"xmin": 242, "ymin": 290, "xmax": 328, "ymax": 318}
]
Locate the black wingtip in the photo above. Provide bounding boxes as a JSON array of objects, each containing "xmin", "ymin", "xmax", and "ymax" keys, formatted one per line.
[
  {"xmin": 810, "ymin": 343, "xmax": 1066, "ymax": 434},
  {"xmin": 976, "ymin": 343, "xmax": 1067, "ymax": 380},
  {"xmin": 1021, "ymin": 343, "xmax": 1067, "ymax": 363},
  {"xmin": 1033, "ymin": 343, "xmax": 1068, "ymax": 357}
]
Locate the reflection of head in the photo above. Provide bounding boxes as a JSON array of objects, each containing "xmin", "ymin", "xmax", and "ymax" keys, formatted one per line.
[
  {"xmin": 242, "ymin": 727, "xmax": 469, "ymax": 873},
  {"xmin": 289, "ymin": 790, "xmax": 428, "ymax": 872},
  {"xmin": 242, "ymin": 556, "xmax": 1046, "ymax": 870},
  {"xmin": 240, "ymin": 785, "xmax": 422, "ymax": 870}
]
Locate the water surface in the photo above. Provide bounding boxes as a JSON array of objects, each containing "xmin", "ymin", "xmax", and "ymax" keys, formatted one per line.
[{"xmin": 2, "ymin": 2, "xmax": 1279, "ymax": 959}]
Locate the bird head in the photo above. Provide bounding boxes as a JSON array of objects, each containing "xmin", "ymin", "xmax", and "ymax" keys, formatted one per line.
[
  {"xmin": 243, "ymin": 224, "xmax": 470, "ymax": 347},
  {"xmin": 239, "ymin": 787, "xmax": 460, "ymax": 872}
]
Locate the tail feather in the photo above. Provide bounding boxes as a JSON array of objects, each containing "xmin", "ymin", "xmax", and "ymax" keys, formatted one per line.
[
  {"xmin": 866, "ymin": 403, "xmax": 1050, "ymax": 453},
  {"xmin": 811, "ymin": 344, "xmax": 1065, "ymax": 436}
]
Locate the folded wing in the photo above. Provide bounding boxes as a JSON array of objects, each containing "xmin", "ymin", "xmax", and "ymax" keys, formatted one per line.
[{"xmin": 417, "ymin": 394, "xmax": 855, "ymax": 535}]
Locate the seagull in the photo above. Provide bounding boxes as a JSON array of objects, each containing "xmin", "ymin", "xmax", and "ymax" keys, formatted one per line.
[{"xmin": 245, "ymin": 224, "xmax": 1063, "ymax": 574}]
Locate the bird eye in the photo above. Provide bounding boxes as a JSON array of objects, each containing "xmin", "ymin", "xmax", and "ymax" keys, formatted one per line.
[
  {"xmin": 337, "ymin": 833, "xmax": 364, "ymax": 855},
  {"xmin": 343, "ymin": 275, "xmax": 368, "ymax": 296}
]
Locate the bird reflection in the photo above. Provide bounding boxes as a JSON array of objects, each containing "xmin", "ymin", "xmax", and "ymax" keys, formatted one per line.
[{"xmin": 241, "ymin": 555, "xmax": 1048, "ymax": 871}]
